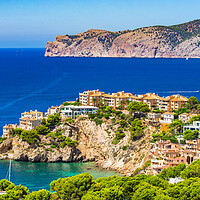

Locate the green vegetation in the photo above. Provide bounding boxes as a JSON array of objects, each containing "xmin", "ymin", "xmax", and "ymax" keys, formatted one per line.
[
  {"xmin": 2, "ymin": 159, "xmax": 200, "ymax": 199},
  {"xmin": 8, "ymin": 113, "xmax": 77, "ymax": 147},
  {"xmin": 183, "ymin": 129, "xmax": 199, "ymax": 140},
  {"xmin": 158, "ymin": 163, "xmax": 186, "ymax": 180},
  {"xmin": 189, "ymin": 115, "xmax": 200, "ymax": 123},
  {"xmin": 0, "ymin": 179, "xmax": 29, "ymax": 200},
  {"xmin": 60, "ymin": 137, "xmax": 77, "ymax": 148},
  {"xmin": 127, "ymin": 101, "xmax": 150, "ymax": 115},
  {"xmin": 25, "ymin": 189, "xmax": 51, "ymax": 200},
  {"xmin": 122, "ymin": 145, "xmax": 129, "ymax": 150},
  {"xmin": 151, "ymin": 130, "xmax": 178, "ymax": 144},
  {"xmin": 0, "ymin": 137, "xmax": 7, "ymax": 144},
  {"xmin": 112, "ymin": 129, "xmax": 126, "ymax": 144},
  {"xmin": 89, "ymin": 106, "xmax": 122, "ymax": 125},
  {"xmin": 63, "ymin": 98, "xmax": 82, "ymax": 106},
  {"xmin": 168, "ymin": 120, "xmax": 183, "ymax": 134},
  {"xmin": 129, "ymin": 118, "xmax": 145, "ymax": 140}
]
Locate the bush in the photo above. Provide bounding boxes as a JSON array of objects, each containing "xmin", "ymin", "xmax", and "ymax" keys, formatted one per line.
[
  {"xmin": 122, "ymin": 145, "xmax": 129, "ymax": 150},
  {"xmin": 129, "ymin": 118, "xmax": 145, "ymax": 140},
  {"xmin": 184, "ymin": 129, "xmax": 199, "ymax": 140},
  {"xmin": 60, "ymin": 137, "xmax": 77, "ymax": 148},
  {"xmin": 20, "ymin": 130, "xmax": 39, "ymax": 144},
  {"xmin": 112, "ymin": 131, "xmax": 125, "ymax": 144}
]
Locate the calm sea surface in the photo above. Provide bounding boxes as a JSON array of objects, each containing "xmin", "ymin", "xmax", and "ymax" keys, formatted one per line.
[
  {"xmin": 0, "ymin": 48, "xmax": 200, "ymax": 135},
  {"xmin": 0, "ymin": 48, "xmax": 200, "ymax": 191},
  {"xmin": 0, "ymin": 160, "xmax": 119, "ymax": 192}
]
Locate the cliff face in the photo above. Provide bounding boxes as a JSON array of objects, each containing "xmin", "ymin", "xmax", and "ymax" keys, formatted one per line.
[
  {"xmin": 0, "ymin": 119, "xmax": 154, "ymax": 175},
  {"xmin": 45, "ymin": 19, "xmax": 200, "ymax": 58}
]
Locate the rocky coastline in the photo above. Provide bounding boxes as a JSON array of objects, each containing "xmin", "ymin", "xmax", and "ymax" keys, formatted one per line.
[
  {"xmin": 45, "ymin": 19, "xmax": 200, "ymax": 58},
  {"xmin": 0, "ymin": 118, "xmax": 154, "ymax": 175}
]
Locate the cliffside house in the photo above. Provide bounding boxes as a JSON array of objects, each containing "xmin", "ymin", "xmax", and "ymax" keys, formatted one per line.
[
  {"xmin": 2, "ymin": 110, "xmax": 43, "ymax": 136},
  {"xmin": 147, "ymin": 113, "xmax": 161, "ymax": 122},
  {"xmin": 3, "ymin": 124, "xmax": 21, "ymax": 138},
  {"xmin": 178, "ymin": 113, "xmax": 196, "ymax": 123},
  {"xmin": 159, "ymin": 112, "xmax": 175, "ymax": 124},
  {"xmin": 183, "ymin": 121, "xmax": 200, "ymax": 133},
  {"xmin": 60, "ymin": 105, "xmax": 98, "ymax": 119},
  {"xmin": 19, "ymin": 110, "xmax": 43, "ymax": 130},
  {"xmin": 45, "ymin": 106, "xmax": 59, "ymax": 116}
]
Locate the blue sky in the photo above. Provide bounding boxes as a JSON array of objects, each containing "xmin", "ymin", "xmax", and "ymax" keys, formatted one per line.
[{"xmin": 0, "ymin": 0, "xmax": 200, "ymax": 48}]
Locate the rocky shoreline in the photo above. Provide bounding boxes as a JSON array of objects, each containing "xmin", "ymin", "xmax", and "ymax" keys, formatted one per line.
[
  {"xmin": 0, "ymin": 118, "xmax": 154, "ymax": 175},
  {"xmin": 45, "ymin": 19, "xmax": 200, "ymax": 58}
]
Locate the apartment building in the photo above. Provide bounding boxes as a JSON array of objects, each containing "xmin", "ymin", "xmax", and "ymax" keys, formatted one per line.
[
  {"xmin": 79, "ymin": 90, "xmax": 105, "ymax": 106},
  {"xmin": 2, "ymin": 110, "xmax": 44, "ymax": 136},
  {"xmin": 169, "ymin": 95, "xmax": 188, "ymax": 110},
  {"xmin": 79, "ymin": 90, "xmax": 188, "ymax": 111},
  {"xmin": 142, "ymin": 93, "xmax": 160, "ymax": 109},
  {"xmin": 21, "ymin": 110, "xmax": 43, "ymax": 119}
]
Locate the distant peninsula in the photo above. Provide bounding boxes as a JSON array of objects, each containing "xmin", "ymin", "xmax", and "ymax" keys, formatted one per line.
[{"xmin": 45, "ymin": 19, "xmax": 200, "ymax": 58}]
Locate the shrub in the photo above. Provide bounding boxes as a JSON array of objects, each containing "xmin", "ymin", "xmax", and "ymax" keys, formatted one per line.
[{"xmin": 122, "ymin": 145, "xmax": 129, "ymax": 150}]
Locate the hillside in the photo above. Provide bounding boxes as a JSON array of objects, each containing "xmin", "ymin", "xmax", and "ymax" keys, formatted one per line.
[{"xmin": 45, "ymin": 19, "xmax": 200, "ymax": 58}]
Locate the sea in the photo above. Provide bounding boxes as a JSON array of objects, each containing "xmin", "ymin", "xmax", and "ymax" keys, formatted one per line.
[
  {"xmin": 0, "ymin": 48, "xmax": 200, "ymax": 191},
  {"xmin": 0, "ymin": 160, "xmax": 119, "ymax": 192}
]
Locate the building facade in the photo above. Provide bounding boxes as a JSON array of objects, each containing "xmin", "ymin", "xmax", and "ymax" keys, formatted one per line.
[
  {"xmin": 60, "ymin": 105, "xmax": 98, "ymax": 119},
  {"xmin": 79, "ymin": 90, "xmax": 188, "ymax": 110}
]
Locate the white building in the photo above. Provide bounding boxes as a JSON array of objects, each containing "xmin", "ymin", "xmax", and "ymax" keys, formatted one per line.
[
  {"xmin": 60, "ymin": 105, "xmax": 98, "ymax": 119},
  {"xmin": 21, "ymin": 110, "xmax": 43, "ymax": 119},
  {"xmin": 160, "ymin": 112, "xmax": 174, "ymax": 124},
  {"xmin": 2, "ymin": 124, "xmax": 21, "ymax": 138},
  {"xmin": 19, "ymin": 110, "xmax": 43, "ymax": 130},
  {"xmin": 147, "ymin": 113, "xmax": 161, "ymax": 122},
  {"xmin": 178, "ymin": 113, "xmax": 196, "ymax": 124},
  {"xmin": 45, "ymin": 106, "xmax": 59, "ymax": 116},
  {"xmin": 183, "ymin": 121, "xmax": 200, "ymax": 133}
]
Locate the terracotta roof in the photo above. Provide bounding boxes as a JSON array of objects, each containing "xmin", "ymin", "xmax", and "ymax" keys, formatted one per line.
[
  {"xmin": 90, "ymin": 94, "xmax": 102, "ymax": 97},
  {"xmin": 179, "ymin": 113, "xmax": 189, "ymax": 116}
]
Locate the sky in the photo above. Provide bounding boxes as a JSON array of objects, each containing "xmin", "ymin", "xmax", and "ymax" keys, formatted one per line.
[{"xmin": 0, "ymin": 0, "xmax": 200, "ymax": 48}]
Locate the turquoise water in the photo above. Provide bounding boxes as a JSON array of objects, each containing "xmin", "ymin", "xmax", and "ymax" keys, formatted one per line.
[{"xmin": 0, "ymin": 160, "xmax": 120, "ymax": 192}]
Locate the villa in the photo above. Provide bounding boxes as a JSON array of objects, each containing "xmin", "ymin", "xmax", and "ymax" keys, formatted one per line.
[
  {"xmin": 60, "ymin": 105, "xmax": 98, "ymax": 119},
  {"xmin": 2, "ymin": 124, "xmax": 21, "ymax": 138},
  {"xmin": 183, "ymin": 121, "xmax": 200, "ymax": 133},
  {"xmin": 45, "ymin": 106, "xmax": 59, "ymax": 116},
  {"xmin": 159, "ymin": 112, "xmax": 175, "ymax": 124},
  {"xmin": 147, "ymin": 113, "xmax": 161, "ymax": 122}
]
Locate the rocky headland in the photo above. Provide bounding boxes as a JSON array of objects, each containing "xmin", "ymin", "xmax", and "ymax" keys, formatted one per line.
[
  {"xmin": 0, "ymin": 117, "xmax": 155, "ymax": 175},
  {"xmin": 45, "ymin": 19, "xmax": 200, "ymax": 58}
]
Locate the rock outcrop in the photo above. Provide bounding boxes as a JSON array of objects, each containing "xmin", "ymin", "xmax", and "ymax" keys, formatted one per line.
[
  {"xmin": 45, "ymin": 19, "xmax": 200, "ymax": 58},
  {"xmin": 0, "ymin": 119, "xmax": 154, "ymax": 175}
]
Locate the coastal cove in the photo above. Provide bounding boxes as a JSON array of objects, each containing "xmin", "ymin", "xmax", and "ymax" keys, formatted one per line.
[
  {"xmin": 0, "ymin": 48, "xmax": 200, "ymax": 135},
  {"xmin": 0, "ymin": 160, "xmax": 120, "ymax": 192}
]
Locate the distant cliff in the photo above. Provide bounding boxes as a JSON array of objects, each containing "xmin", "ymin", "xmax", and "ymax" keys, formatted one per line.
[{"xmin": 45, "ymin": 19, "xmax": 200, "ymax": 58}]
